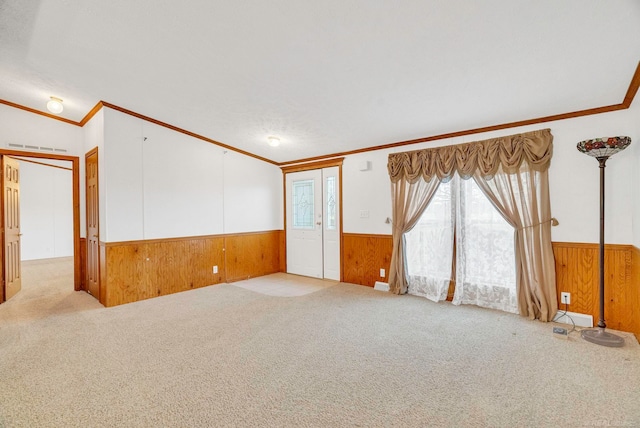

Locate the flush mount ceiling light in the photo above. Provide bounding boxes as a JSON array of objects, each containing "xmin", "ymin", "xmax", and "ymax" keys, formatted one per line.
[
  {"xmin": 267, "ymin": 136, "xmax": 281, "ymax": 147},
  {"xmin": 46, "ymin": 96, "xmax": 64, "ymax": 114}
]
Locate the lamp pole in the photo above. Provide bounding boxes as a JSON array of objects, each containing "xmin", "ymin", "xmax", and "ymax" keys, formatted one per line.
[
  {"xmin": 576, "ymin": 136, "xmax": 630, "ymax": 348},
  {"xmin": 597, "ymin": 157, "xmax": 606, "ymax": 331}
]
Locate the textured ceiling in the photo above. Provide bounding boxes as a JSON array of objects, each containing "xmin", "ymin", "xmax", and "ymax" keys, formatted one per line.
[{"xmin": 1, "ymin": 0, "xmax": 639, "ymax": 163}]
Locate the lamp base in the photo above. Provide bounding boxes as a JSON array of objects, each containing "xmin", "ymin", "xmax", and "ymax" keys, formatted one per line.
[{"xmin": 581, "ymin": 328, "xmax": 625, "ymax": 347}]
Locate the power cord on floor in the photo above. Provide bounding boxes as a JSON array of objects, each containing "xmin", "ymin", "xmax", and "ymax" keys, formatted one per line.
[{"xmin": 553, "ymin": 300, "xmax": 578, "ymax": 334}]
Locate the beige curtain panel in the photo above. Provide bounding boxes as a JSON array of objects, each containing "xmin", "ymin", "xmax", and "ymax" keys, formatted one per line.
[{"xmin": 387, "ymin": 128, "xmax": 557, "ymax": 321}]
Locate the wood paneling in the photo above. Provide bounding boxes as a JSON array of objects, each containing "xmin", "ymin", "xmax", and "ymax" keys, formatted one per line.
[
  {"xmin": 225, "ymin": 231, "xmax": 282, "ymax": 282},
  {"xmin": 343, "ymin": 233, "xmax": 393, "ymax": 287},
  {"xmin": 103, "ymin": 237, "xmax": 225, "ymax": 306},
  {"xmin": 629, "ymin": 246, "xmax": 640, "ymax": 341},
  {"xmin": 552, "ymin": 242, "xmax": 637, "ymax": 336},
  {"xmin": 278, "ymin": 230, "xmax": 286, "ymax": 273},
  {"xmin": 101, "ymin": 230, "xmax": 283, "ymax": 307},
  {"xmin": 99, "ymin": 241, "xmax": 107, "ymax": 305}
]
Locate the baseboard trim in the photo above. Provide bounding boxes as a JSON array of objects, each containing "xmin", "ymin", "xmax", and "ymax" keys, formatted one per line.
[{"xmin": 553, "ymin": 311, "xmax": 593, "ymax": 328}]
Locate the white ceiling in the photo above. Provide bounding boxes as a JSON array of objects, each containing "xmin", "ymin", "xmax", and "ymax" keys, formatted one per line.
[{"xmin": 1, "ymin": 1, "xmax": 639, "ymax": 164}]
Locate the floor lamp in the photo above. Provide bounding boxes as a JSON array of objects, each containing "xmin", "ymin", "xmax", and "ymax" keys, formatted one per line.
[{"xmin": 576, "ymin": 136, "xmax": 631, "ymax": 348}]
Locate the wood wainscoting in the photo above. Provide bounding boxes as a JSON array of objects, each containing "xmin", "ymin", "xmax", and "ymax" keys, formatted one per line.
[
  {"xmin": 343, "ymin": 233, "xmax": 393, "ymax": 287},
  {"xmin": 632, "ymin": 246, "xmax": 640, "ymax": 339},
  {"xmin": 341, "ymin": 233, "xmax": 640, "ymax": 339},
  {"xmin": 554, "ymin": 242, "xmax": 640, "ymax": 340},
  {"xmin": 225, "ymin": 231, "xmax": 282, "ymax": 283},
  {"xmin": 99, "ymin": 230, "xmax": 283, "ymax": 307}
]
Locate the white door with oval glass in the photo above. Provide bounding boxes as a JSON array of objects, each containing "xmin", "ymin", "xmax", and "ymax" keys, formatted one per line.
[{"xmin": 286, "ymin": 167, "xmax": 340, "ymax": 280}]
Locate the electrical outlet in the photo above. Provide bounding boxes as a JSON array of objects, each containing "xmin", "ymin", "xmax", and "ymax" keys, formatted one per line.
[
  {"xmin": 380, "ymin": 268, "xmax": 385, "ymax": 278},
  {"xmin": 552, "ymin": 326, "xmax": 568, "ymax": 339},
  {"xmin": 213, "ymin": 265, "xmax": 218, "ymax": 274},
  {"xmin": 560, "ymin": 292, "xmax": 571, "ymax": 305}
]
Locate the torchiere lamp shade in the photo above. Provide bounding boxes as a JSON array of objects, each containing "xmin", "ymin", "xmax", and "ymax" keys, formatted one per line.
[{"xmin": 577, "ymin": 136, "xmax": 631, "ymax": 159}]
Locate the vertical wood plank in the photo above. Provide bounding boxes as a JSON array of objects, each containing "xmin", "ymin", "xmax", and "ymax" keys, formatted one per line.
[
  {"xmin": 630, "ymin": 247, "xmax": 640, "ymax": 341},
  {"xmin": 343, "ymin": 233, "xmax": 393, "ymax": 287},
  {"xmin": 225, "ymin": 231, "xmax": 281, "ymax": 282},
  {"xmin": 99, "ymin": 242, "xmax": 107, "ymax": 305},
  {"xmin": 553, "ymin": 242, "xmax": 635, "ymax": 335}
]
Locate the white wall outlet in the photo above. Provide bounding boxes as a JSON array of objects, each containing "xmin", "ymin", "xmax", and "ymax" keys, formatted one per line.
[
  {"xmin": 360, "ymin": 210, "xmax": 370, "ymax": 218},
  {"xmin": 380, "ymin": 268, "xmax": 385, "ymax": 278},
  {"xmin": 213, "ymin": 265, "xmax": 218, "ymax": 274},
  {"xmin": 560, "ymin": 292, "xmax": 570, "ymax": 305}
]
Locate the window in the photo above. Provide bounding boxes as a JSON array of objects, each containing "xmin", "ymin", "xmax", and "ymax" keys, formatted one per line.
[
  {"xmin": 326, "ymin": 176, "xmax": 336, "ymax": 230},
  {"xmin": 292, "ymin": 180, "xmax": 315, "ymax": 229},
  {"xmin": 405, "ymin": 174, "xmax": 518, "ymax": 313}
]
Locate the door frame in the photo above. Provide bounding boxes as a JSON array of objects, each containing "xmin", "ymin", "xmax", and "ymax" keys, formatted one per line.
[
  {"xmin": 281, "ymin": 157, "xmax": 344, "ymax": 281},
  {"xmin": 0, "ymin": 149, "xmax": 81, "ymax": 300}
]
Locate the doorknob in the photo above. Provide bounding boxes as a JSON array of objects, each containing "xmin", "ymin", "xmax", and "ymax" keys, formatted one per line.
[
  {"xmin": 316, "ymin": 222, "xmax": 322, "ymax": 225},
  {"xmin": 92, "ymin": 234, "xmax": 98, "ymax": 238}
]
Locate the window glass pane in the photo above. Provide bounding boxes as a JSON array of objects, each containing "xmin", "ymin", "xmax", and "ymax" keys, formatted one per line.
[
  {"xmin": 455, "ymin": 178, "xmax": 517, "ymax": 312},
  {"xmin": 326, "ymin": 176, "xmax": 336, "ymax": 230},
  {"xmin": 404, "ymin": 175, "xmax": 518, "ymax": 313},
  {"xmin": 457, "ymin": 178, "xmax": 515, "ymax": 287},
  {"xmin": 405, "ymin": 180, "xmax": 454, "ymax": 301},
  {"xmin": 293, "ymin": 180, "xmax": 315, "ymax": 229}
]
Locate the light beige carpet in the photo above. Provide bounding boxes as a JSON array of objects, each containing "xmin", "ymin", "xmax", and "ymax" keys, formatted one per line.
[{"xmin": 1, "ymin": 259, "xmax": 639, "ymax": 427}]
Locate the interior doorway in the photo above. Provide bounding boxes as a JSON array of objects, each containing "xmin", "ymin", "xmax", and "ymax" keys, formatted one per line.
[
  {"xmin": 0, "ymin": 150, "xmax": 81, "ymax": 304},
  {"xmin": 283, "ymin": 159, "xmax": 343, "ymax": 281}
]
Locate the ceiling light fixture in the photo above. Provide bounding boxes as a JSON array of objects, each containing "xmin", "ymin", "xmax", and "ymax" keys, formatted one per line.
[
  {"xmin": 46, "ymin": 96, "xmax": 64, "ymax": 114},
  {"xmin": 267, "ymin": 136, "xmax": 281, "ymax": 147}
]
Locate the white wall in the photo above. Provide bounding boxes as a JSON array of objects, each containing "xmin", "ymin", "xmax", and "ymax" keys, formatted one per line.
[
  {"xmin": 223, "ymin": 150, "xmax": 283, "ymax": 234},
  {"xmin": 100, "ymin": 107, "xmax": 283, "ymax": 242},
  {"xmin": 102, "ymin": 108, "xmax": 144, "ymax": 241},
  {"xmin": 343, "ymin": 104, "xmax": 640, "ymax": 245},
  {"xmin": 0, "ymin": 103, "xmax": 83, "ymax": 156},
  {"xmin": 83, "ymin": 109, "xmax": 104, "ymax": 240},
  {"xmin": 19, "ymin": 160, "xmax": 73, "ymax": 260},
  {"xmin": 0, "ymin": 103, "xmax": 83, "ymax": 251},
  {"xmin": 141, "ymin": 120, "xmax": 224, "ymax": 239}
]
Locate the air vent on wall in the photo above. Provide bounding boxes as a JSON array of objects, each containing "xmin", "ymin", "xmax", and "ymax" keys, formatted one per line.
[{"xmin": 6, "ymin": 143, "xmax": 67, "ymax": 153}]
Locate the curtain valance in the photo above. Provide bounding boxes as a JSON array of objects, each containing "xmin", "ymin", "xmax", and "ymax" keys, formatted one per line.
[{"xmin": 387, "ymin": 129, "xmax": 553, "ymax": 183}]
